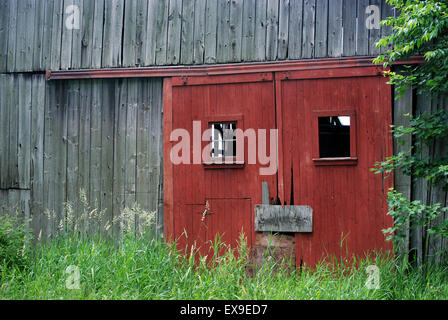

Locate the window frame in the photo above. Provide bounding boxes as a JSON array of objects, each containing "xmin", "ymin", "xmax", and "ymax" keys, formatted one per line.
[
  {"xmin": 202, "ymin": 114, "xmax": 245, "ymax": 168},
  {"xmin": 312, "ymin": 109, "xmax": 358, "ymax": 166}
]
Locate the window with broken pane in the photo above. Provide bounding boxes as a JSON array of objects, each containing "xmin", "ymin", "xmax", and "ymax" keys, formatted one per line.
[
  {"xmin": 318, "ymin": 116, "xmax": 351, "ymax": 158},
  {"xmin": 210, "ymin": 122, "xmax": 237, "ymax": 158}
]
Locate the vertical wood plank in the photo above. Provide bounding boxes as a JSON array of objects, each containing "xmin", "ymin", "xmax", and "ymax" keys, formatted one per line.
[
  {"xmin": 144, "ymin": 0, "xmax": 158, "ymax": 66},
  {"xmin": 393, "ymin": 85, "xmax": 412, "ymax": 256},
  {"xmin": 368, "ymin": 0, "xmax": 381, "ymax": 56},
  {"xmin": 15, "ymin": 0, "xmax": 36, "ymax": 72},
  {"xmin": 204, "ymin": 0, "xmax": 218, "ymax": 64},
  {"xmin": 50, "ymin": 0, "xmax": 64, "ymax": 70},
  {"xmin": 328, "ymin": 0, "xmax": 343, "ymax": 58},
  {"xmin": 301, "ymin": 0, "xmax": 315, "ymax": 59},
  {"xmin": 265, "ymin": 0, "xmax": 279, "ymax": 61},
  {"xmin": 135, "ymin": 0, "xmax": 148, "ymax": 66},
  {"xmin": 41, "ymin": 0, "xmax": 55, "ymax": 70},
  {"xmin": 66, "ymin": 80, "xmax": 80, "ymax": 224},
  {"xmin": 181, "ymin": 0, "xmax": 195, "ymax": 65},
  {"xmin": 314, "ymin": 0, "xmax": 327, "ymax": 58},
  {"xmin": 0, "ymin": 74, "xmax": 9, "ymax": 188},
  {"xmin": 193, "ymin": 0, "xmax": 206, "ymax": 64},
  {"xmin": 17, "ymin": 74, "xmax": 32, "ymax": 189},
  {"xmin": 380, "ymin": 0, "xmax": 394, "ymax": 53},
  {"xmin": 81, "ymin": 0, "xmax": 95, "ymax": 68},
  {"xmin": 61, "ymin": 0, "xmax": 74, "ymax": 70},
  {"xmin": 241, "ymin": 0, "xmax": 256, "ymax": 61},
  {"xmin": 254, "ymin": 0, "xmax": 267, "ymax": 61},
  {"xmin": 288, "ymin": 0, "xmax": 303, "ymax": 59},
  {"xmin": 167, "ymin": 0, "xmax": 182, "ymax": 65},
  {"xmin": 125, "ymin": 79, "xmax": 138, "ymax": 212},
  {"xmin": 122, "ymin": 0, "xmax": 138, "ymax": 67},
  {"xmin": 102, "ymin": 0, "xmax": 124, "ymax": 67},
  {"xmin": 229, "ymin": 0, "xmax": 244, "ymax": 62},
  {"xmin": 91, "ymin": 0, "xmax": 105, "ymax": 68},
  {"xmin": 6, "ymin": 0, "xmax": 17, "ymax": 72},
  {"xmin": 71, "ymin": 0, "xmax": 83, "ymax": 69},
  {"xmin": 113, "ymin": 79, "xmax": 127, "ymax": 237},
  {"xmin": 356, "ymin": 0, "xmax": 370, "ymax": 56},
  {"xmin": 33, "ymin": 0, "xmax": 46, "ymax": 70},
  {"xmin": 155, "ymin": 0, "xmax": 169, "ymax": 65},
  {"xmin": 100, "ymin": 80, "xmax": 115, "ymax": 234},
  {"xmin": 30, "ymin": 75, "xmax": 46, "ymax": 240},
  {"xmin": 217, "ymin": 0, "xmax": 231, "ymax": 63},
  {"xmin": 8, "ymin": 75, "xmax": 19, "ymax": 188},
  {"xmin": 343, "ymin": 0, "xmax": 357, "ymax": 57},
  {"xmin": 277, "ymin": 0, "xmax": 289, "ymax": 60},
  {"xmin": 0, "ymin": 0, "xmax": 9, "ymax": 71}
]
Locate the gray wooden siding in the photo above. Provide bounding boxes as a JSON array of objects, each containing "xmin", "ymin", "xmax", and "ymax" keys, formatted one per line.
[
  {"xmin": 0, "ymin": 0, "xmax": 395, "ymax": 72},
  {"xmin": 0, "ymin": 74, "xmax": 164, "ymax": 240}
]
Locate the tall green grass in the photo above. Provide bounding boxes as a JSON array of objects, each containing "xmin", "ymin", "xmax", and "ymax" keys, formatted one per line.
[{"xmin": 1, "ymin": 228, "xmax": 448, "ymax": 300}]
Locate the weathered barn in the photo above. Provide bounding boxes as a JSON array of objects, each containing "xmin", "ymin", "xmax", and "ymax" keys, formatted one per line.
[{"xmin": 0, "ymin": 0, "xmax": 445, "ymax": 265}]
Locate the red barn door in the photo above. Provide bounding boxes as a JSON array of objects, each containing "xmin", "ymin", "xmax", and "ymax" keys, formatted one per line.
[
  {"xmin": 276, "ymin": 67, "xmax": 394, "ymax": 266},
  {"xmin": 164, "ymin": 74, "xmax": 277, "ymax": 257}
]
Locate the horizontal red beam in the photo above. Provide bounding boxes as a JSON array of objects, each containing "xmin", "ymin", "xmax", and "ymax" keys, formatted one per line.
[{"xmin": 46, "ymin": 56, "xmax": 424, "ymax": 81}]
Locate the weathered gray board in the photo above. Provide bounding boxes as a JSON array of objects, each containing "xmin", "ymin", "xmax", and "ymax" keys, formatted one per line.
[
  {"xmin": 255, "ymin": 205, "xmax": 313, "ymax": 233},
  {"xmin": 0, "ymin": 74, "xmax": 164, "ymax": 240},
  {"xmin": 0, "ymin": 0, "xmax": 395, "ymax": 73}
]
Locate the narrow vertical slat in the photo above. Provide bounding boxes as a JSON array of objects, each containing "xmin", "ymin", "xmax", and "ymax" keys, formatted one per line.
[
  {"xmin": 17, "ymin": 75, "xmax": 32, "ymax": 189},
  {"xmin": 254, "ymin": 0, "xmax": 267, "ymax": 61},
  {"xmin": 31, "ymin": 81, "xmax": 46, "ymax": 240},
  {"xmin": 102, "ymin": 0, "xmax": 124, "ymax": 67},
  {"xmin": 167, "ymin": 0, "xmax": 182, "ymax": 65},
  {"xmin": 153, "ymin": 79, "xmax": 164, "ymax": 237},
  {"xmin": 380, "ymin": 0, "xmax": 394, "ymax": 53},
  {"xmin": 81, "ymin": 0, "xmax": 95, "ymax": 68},
  {"xmin": 193, "ymin": 0, "xmax": 207, "ymax": 64},
  {"xmin": 229, "ymin": 0, "xmax": 244, "ymax": 62},
  {"xmin": 8, "ymin": 75, "xmax": 19, "ymax": 188},
  {"xmin": 288, "ymin": 0, "xmax": 303, "ymax": 59},
  {"xmin": 91, "ymin": 0, "xmax": 105, "ymax": 68},
  {"xmin": 265, "ymin": 0, "xmax": 279, "ymax": 61},
  {"xmin": 71, "ymin": 0, "xmax": 83, "ymax": 69},
  {"xmin": 155, "ymin": 0, "xmax": 169, "ymax": 65},
  {"xmin": 135, "ymin": 0, "xmax": 148, "ymax": 66},
  {"xmin": 301, "ymin": 0, "xmax": 315, "ymax": 59},
  {"xmin": 368, "ymin": 0, "xmax": 381, "ymax": 56},
  {"xmin": 50, "ymin": 0, "xmax": 64, "ymax": 70},
  {"xmin": 61, "ymin": 0, "xmax": 74, "ymax": 70},
  {"xmin": 277, "ymin": 0, "xmax": 289, "ymax": 60},
  {"xmin": 241, "ymin": 0, "xmax": 256, "ymax": 61},
  {"xmin": 33, "ymin": 0, "xmax": 46, "ymax": 70},
  {"xmin": 217, "ymin": 0, "xmax": 231, "ymax": 63},
  {"xmin": 204, "ymin": 0, "xmax": 218, "ymax": 64},
  {"xmin": 113, "ymin": 79, "xmax": 128, "ymax": 237},
  {"xmin": 393, "ymin": 85, "xmax": 412, "ymax": 256},
  {"xmin": 89, "ymin": 79, "xmax": 102, "ymax": 222},
  {"xmin": 181, "ymin": 0, "xmax": 195, "ymax": 65},
  {"xmin": 125, "ymin": 79, "xmax": 138, "ymax": 210},
  {"xmin": 15, "ymin": 0, "xmax": 36, "ymax": 72},
  {"xmin": 41, "ymin": 0, "xmax": 54, "ymax": 70},
  {"xmin": 0, "ymin": 74, "xmax": 9, "ymax": 188},
  {"xmin": 0, "ymin": 0, "xmax": 9, "ymax": 71},
  {"xmin": 123, "ymin": 0, "xmax": 138, "ymax": 67},
  {"xmin": 100, "ymin": 80, "xmax": 115, "ymax": 234},
  {"xmin": 343, "ymin": 0, "xmax": 357, "ymax": 57},
  {"xmin": 314, "ymin": 0, "xmax": 327, "ymax": 58},
  {"xmin": 144, "ymin": 0, "xmax": 158, "ymax": 66},
  {"xmin": 66, "ymin": 80, "xmax": 80, "ymax": 225},
  {"xmin": 328, "ymin": 0, "xmax": 343, "ymax": 58},
  {"xmin": 78, "ymin": 80, "xmax": 91, "ymax": 227},
  {"xmin": 356, "ymin": 0, "xmax": 370, "ymax": 56},
  {"xmin": 6, "ymin": 0, "xmax": 18, "ymax": 72}
]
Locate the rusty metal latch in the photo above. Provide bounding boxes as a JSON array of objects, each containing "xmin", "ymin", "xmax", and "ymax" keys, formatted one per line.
[{"xmin": 198, "ymin": 201, "xmax": 214, "ymax": 221}]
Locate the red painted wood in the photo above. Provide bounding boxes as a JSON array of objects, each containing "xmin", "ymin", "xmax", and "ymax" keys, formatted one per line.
[
  {"xmin": 167, "ymin": 75, "xmax": 276, "ymax": 256},
  {"xmin": 278, "ymin": 74, "xmax": 394, "ymax": 267}
]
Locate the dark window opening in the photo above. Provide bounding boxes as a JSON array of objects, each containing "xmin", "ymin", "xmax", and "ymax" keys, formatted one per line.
[
  {"xmin": 318, "ymin": 116, "xmax": 350, "ymax": 158},
  {"xmin": 210, "ymin": 122, "xmax": 237, "ymax": 158}
]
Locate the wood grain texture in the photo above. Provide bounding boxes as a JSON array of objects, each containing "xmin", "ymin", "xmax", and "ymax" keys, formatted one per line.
[{"xmin": 255, "ymin": 205, "xmax": 313, "ymax": 233}]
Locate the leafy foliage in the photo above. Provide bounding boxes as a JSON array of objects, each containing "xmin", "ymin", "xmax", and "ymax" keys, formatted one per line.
[{"xmin": 373, "ymin": 0, "xmax": 448, "ymax": 261}]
